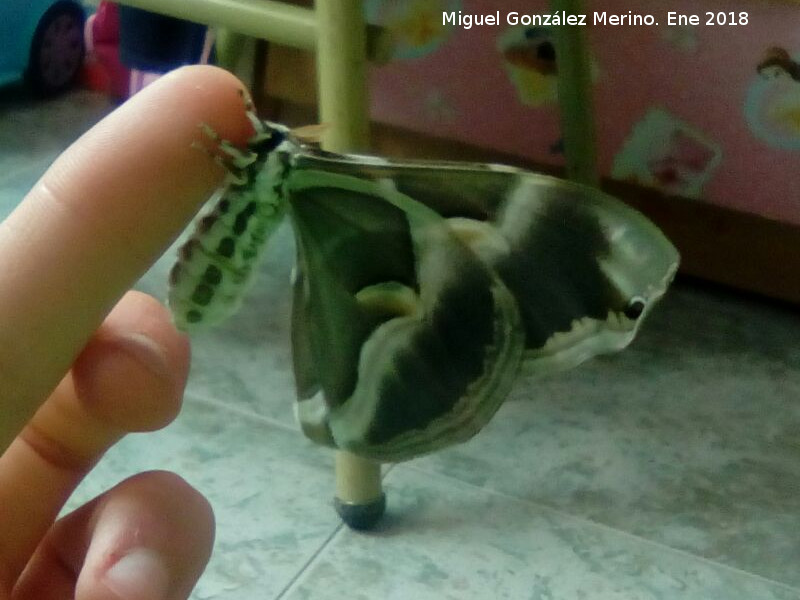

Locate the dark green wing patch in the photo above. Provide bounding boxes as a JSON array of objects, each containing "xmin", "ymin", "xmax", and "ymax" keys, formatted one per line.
[
  {"xmin": 287, "ymin": 170, "xmax": 524, "ymax": 461},
  {"xmin": 289, "ymin": 185, "xmax": 417, "ymax": 406}
]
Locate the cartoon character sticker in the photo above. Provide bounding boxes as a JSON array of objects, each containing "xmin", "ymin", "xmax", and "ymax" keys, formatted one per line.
[
  {"xmin": 757, "ymin": 47, "xmax": 800, "ymax": 82},
  {"xmin": 613, "ymin": 109, "xmax": 722, "ymax": 199},
  {"xmin": 365, "ymin": 0, "xmax": 461, "ymax": 61},
  {"xmin": 497, "ymin": 26, "xmax": 559, "ymax": 106},
  {"xmin": 497, "ymin": 25, "xmax": 599, "ymax": 108},
  {"xmin": 745, "ymin": 46, "xmax": 800, "ymax": 151}
]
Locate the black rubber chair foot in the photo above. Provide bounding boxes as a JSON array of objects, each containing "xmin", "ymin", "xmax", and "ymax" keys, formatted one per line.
[{"xmin": 334, "ymin": 493, "xmax": 387, "ymax": 530}]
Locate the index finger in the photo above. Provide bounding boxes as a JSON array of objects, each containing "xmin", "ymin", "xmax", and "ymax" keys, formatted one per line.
[{"xmin": 0, "ymin": 65, "xmax": 253, "ymax": 449}]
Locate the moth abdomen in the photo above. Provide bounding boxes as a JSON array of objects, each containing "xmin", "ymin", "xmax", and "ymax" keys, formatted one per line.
[
  {"xmin": 169, "ymin": 182, "xmax": 288, "ymax": 330},
  {"xmin": 169, "ymin": 239, "xmax": 246, "ymax": 329}
]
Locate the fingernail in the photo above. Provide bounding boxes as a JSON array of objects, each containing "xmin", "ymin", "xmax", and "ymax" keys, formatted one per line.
[
  {"xmin": 115, "ymin": 333, "xmax": 171, "ymax": 379},
  {"xmin": 104, "ymin": 548, "xmax": 170, "ymax": 600}
]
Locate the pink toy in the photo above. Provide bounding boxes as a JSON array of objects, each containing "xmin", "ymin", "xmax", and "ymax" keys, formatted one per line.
[{"xmin": 82, "ymin": 2, "xmax": 130, "ymax": 99}]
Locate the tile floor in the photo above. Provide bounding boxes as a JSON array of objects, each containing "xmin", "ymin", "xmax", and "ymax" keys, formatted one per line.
[{"xmin": 1, "ymin": 89, "xmax": 799, "ymax": 599}]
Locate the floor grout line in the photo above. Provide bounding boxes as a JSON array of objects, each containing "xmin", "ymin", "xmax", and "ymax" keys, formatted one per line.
[
  {"xmin": 187, "ymin": 393, "xmax": 396, "ymax": 479},
  {"xmin": 186, "ymin": 391, "xmax": 304, "ymax": 437},
  {"xmin": 186, "ymin": 392, "xmax": 383, "ymax": 598},
  {"xmin": 397, "ymin": 462, "xmax": 800, "ymax": 595},
  {"xmin": 273, "ymin": 463, "xmax": 397, "ymax": 600},
  {"xmin": 273, "ymin": 522, "xmax": 346, "ymax": 600},
  {"xmin": 187, "ymin": 391, "xmax": 401, "ymax": 589}
]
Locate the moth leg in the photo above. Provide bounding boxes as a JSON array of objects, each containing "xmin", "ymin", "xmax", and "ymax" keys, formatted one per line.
[
  {"xmin": 219, "ymin": 140, "xmax": 257, "ymax": 170},
  {"xmin": 197, "ymin": 121, "xmax": 224, "ymax": 145},
  {"xmin": 190, "ymin": 139, "xmax": 249, "ymax": 185},
  {"xmin": 193, "ymin": 123, "xmax": 256, "ymax": 186},
  {"xmin": 198, "ymin": 123, "xmax": 258, "ymax": 169}
]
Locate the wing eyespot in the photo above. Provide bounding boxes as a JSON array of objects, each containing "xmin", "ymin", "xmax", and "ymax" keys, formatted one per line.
[{"xmin": 624, "ymin": 297, "xmax": 646, "ymax": 320}]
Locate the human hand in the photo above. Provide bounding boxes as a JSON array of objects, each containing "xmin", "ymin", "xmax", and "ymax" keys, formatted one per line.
[{"xmin": 0, "ymin": 66, "xmax": 253, "ymax": 599}]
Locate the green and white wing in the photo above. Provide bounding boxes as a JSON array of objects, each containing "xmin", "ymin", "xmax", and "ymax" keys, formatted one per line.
[
  {"xmin": 441, "ymin": 173, "xmax": 680, "ymax": 376},
  {"xmin": 296, "ymin": 153, "xmax": 680, "ymax": 376},
  {"xmin": 287, "ymin": 170, "xmax": 525, "ymax": 462}
]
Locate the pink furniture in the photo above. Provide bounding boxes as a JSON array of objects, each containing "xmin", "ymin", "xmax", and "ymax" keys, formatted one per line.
[{"xmin": 366, "ymin": 0, "xmax": 800, "ymax": 226}]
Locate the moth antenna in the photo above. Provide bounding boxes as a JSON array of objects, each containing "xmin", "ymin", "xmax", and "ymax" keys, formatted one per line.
[
  {"xmin": 195, "ymin": 123, "xmax": 258, "ymax": 170},
  {"xmin": 291, "ymin": 123, "xmax": 329, "ymax": 145},
  {"xmin": 198, "ymin": 122, "xmax": 221, "ymax": 142}
]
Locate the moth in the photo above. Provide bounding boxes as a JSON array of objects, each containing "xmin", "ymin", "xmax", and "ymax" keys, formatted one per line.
[{"xmin": 168, "ymin": 113, "xmax": 679, "ymax": 462}]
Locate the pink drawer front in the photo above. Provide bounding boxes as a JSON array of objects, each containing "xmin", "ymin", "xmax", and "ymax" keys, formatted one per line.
[{"xmin": 367, "ymin": 0, "xmax": 800, "ymax": 225}]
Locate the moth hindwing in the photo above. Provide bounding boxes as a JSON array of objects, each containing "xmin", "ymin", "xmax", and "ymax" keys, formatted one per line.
[{"xmin": 169, "ymin": 118, "xmax": 680, "ymax": 462}]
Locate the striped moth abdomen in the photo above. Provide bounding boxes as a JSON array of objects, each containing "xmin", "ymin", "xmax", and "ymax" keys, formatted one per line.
[{"xmin": 168, "ymin": 122, "xmax": 295, "ymax": 331}]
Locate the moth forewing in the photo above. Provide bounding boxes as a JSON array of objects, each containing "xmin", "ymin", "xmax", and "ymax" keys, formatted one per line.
[
  {"xmin": 483, "ymin": 174, "xmax": 679, "ymax": 374},
  {"xmin": 291, "ymin": 154, "xmax": 679, "ymax": 370}
]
